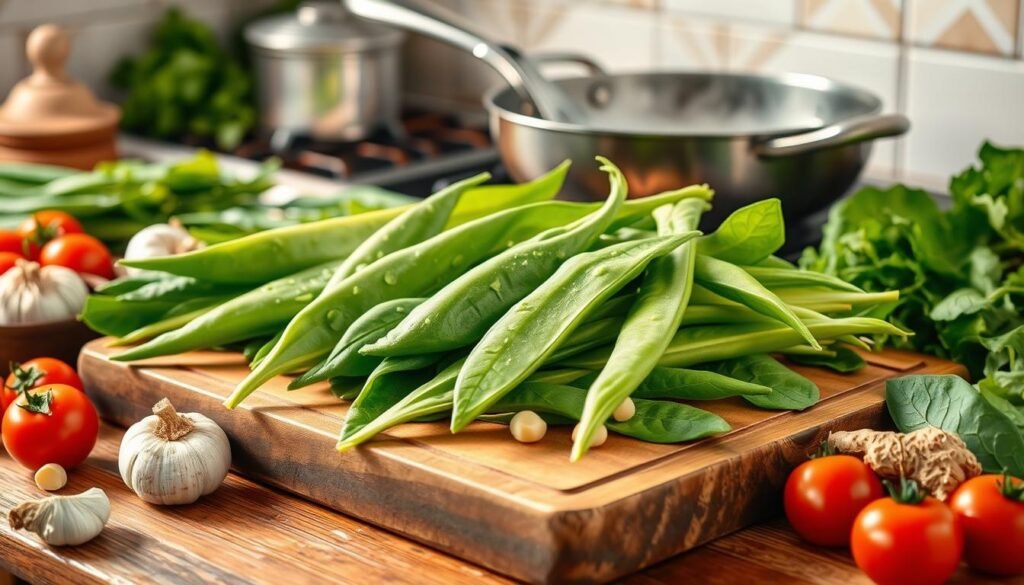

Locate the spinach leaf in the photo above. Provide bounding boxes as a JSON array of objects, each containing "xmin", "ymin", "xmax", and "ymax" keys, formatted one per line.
[
  {"xmin": 697, "ymin": 199, "xmax": 784, "ymax": 265},
  {"xmin": 930, "ymin": 288, "xmax": 988, "ymax": 321},
  {"xmin": 699, "ymin": 354, "xmax": 820, "ymax": 411},
  {"xmin": 886, "ymin": 374, "xmax": 1024, "ymax": 476},
  {"xmin": 491, "ymin": 383, "xmax": 730, "ymax": 443},
  {"xmin": 788, "ymin": 346, "xmax": 867, "ymax": 373},
  {"xmin": 570, "ymin": 367, "xmax": 772, "ymax": 400}
]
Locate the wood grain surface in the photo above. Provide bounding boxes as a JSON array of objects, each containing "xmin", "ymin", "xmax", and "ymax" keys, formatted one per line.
[
  {"xmin": 78, "ymin": 342, "xmax": 966, "ymax": 584},
  {"xmin": 0, "ymin": 424, "xmax": 1007, "ymax": 585}
]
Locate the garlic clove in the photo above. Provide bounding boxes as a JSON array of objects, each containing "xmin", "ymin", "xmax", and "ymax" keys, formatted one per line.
[
  {"xmin": 9, "ymin": 487, "xmax": 110, "ymax": 546},
  {"xmin": 34, "ymin": 463, "xmax": 68, "ymax": 491},
  {"xmin": 509, "ymin": 411, "xmax": 547, "ymax": 443}
]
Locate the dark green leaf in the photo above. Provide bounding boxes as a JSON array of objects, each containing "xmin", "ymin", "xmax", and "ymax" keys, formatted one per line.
[
  {"xmin": 699, "ymin": 354, "xmax": 820, "ymax": 411},
  {"xmin": 788, "ymin": 346, "xmax": 867, "ymax": 373}
]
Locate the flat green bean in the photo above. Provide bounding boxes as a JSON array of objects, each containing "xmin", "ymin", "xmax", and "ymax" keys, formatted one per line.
[
  {"xmin": 452, "ymin": 233, "xmax": 699, "ymax": 431},
  {"xmin": 741, "ymin": 265, "xmax": 864, "ymax": 293},
  {"xmin": 694, "ymin": 254, "xmax": 821, "ymax": 349},
  {"xmin": 112, "ymin": 260, "xmax": 343, "ymax": 361},
  {"xmin": 360, "ymin": 159, "xmax": 628, "ymax": 359},
  {"xmin": 226, "ymin": 200, "xmax": 607, "ymax": 408},
  {"xmin": 573, "ymin": 198, "xmax": 705, "ymax": 460},
  {"xmin": 698, "ymin": 354, "xmax": 820, "ymax": 410}
]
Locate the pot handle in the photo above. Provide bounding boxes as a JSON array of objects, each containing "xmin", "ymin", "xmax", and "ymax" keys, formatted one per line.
[
  {"xmin": 753, "ymin": 113, "xmax": 910, "ymax": 158},
  {"xmin": 530, "ymin": 52, "xmax": 609, "ymax": 77}
]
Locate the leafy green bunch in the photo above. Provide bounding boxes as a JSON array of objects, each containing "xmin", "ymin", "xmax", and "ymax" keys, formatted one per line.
[
  {"xmin": 802, "ymin": 142, "xmax": 1024, "ymax": 403},
  {"xmin": 111, "ymin": 9, "xmax": 255, "ymax": 150}
]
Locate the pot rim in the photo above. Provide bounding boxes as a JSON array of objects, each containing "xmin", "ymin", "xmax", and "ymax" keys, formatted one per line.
[{"xmin": 484, "ymin": 70, "xmax": 884, "ymax": 139}]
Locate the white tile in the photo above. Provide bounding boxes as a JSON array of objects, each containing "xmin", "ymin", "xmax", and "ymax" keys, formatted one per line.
[
  {"xmin": 0, "ymin": 0, "xmax": 153, "ymax": 27},
  {"xmin": 904, "ymin": 47, "xmax": 1024, "ymax": 180},
  {"xmin": 664, "ymin": 0, "xmax": 796, "ymax": 27},
  {"xmin": 0, "ymin": 30, "xmax": 26, "ymax": 98},
  {"xmin": 656, "ymin": 15, "xmax": 734, "ymax": 70},
  {"xmin": 516, "ymin": 1, "xmax": 658, "ymax": 74},
  {"xmin": 64, "ymin": 13, "xmax": 160, "ymax": 99}
]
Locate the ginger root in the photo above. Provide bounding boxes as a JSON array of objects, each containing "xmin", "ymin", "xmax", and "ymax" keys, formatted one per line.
[{"xmin": 828, "ymin": 427, "xmax": 982, "ymax": 501}]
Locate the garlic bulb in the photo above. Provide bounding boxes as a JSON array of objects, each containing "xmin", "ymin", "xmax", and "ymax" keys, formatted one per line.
[
  {"xmin": 0, "ymin": 260, "xmax": 88, "ymax": 325},
  {"xmin": 123, "ymin": 222, "xmax": 203, "ymax": 275},
  {"xmin": 119, "ymin": 398, "xmax": 230, "ymax": 505},
  {"xmin": 9, "ymin": 487, "xmax": 110, "ymax": 546}
]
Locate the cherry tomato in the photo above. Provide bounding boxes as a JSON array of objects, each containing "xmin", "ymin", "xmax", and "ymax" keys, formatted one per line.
[
  {"xmin": 0, "ymin": 230, "xmax": 27, "ymax": 257},
  {"xmin": 2, "ymin": 384, "xmax": 99, "ymax": 470},
  {"xmin": 3, "ymin": 357, "xmax": 84, "ymax": 412},
  {"xmin": 949, "ymin": 473, "xmax": 1024, "ymax": 576},
  {"xmin": 0, "ymin": 251, "xmax": 20, "ymax": 274},
  {"xmin": 18, "ymin": 210, "xmax": 85, "ymax": 260},
  {"xmin": 784, "ymin": 454, "xmax": 884, "ymax": 546},
  {"xmin": 851, "ymin": 480, "xmax": 963, "ymax": 585},
  {"xmin": 39, "ymin": 233, "xmax": 114, "ymax": 278}
]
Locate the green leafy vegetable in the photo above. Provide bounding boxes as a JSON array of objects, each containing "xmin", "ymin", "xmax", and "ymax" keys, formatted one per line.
[
  {"xmin": 886, "ymin": 374, "xmax": 1024, "ymax": 476},
  {"xmin": 699, "ymin": 354, "xmax": 820, "ymax": 411},
  {"xmin": 788, "ymin": 346, "xmax": 867, "ymax": 373}
]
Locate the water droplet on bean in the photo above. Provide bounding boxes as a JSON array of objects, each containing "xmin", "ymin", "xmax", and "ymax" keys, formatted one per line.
[{"xmin": 384, "ymin": 272, "xmax": 397, "ymax": 285}]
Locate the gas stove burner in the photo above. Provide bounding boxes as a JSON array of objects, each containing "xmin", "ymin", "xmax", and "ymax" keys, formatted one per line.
[{"xmin": 228, "ymin": 110, "xmax": 494, "ymax": 184}]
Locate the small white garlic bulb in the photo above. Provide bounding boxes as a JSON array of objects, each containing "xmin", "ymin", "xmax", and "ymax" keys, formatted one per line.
[
  {"xmin": 119, "ymin": 398, "xmax": 230, "ymax": 505},
  {"xmin": 123, "ymin": 221, "xmax": 204, "ymax": 276},
  {"xmin": 0, "ymin": 260, "xmax": 88, "ymax": 325},
  {"xmin": 9, "ymin": 487, "xmax": 110, "ymax": 546}
]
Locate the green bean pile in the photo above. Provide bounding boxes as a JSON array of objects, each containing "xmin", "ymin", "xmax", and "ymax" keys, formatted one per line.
[{"xmin": 88, "ymin": 158, "xmax": 908, "ymax": 459}]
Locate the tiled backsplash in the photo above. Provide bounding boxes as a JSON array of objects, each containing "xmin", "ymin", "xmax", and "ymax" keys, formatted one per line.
[{"xmin": 2, "ymin": 0, "xmax": 1022, "ymax": 186}]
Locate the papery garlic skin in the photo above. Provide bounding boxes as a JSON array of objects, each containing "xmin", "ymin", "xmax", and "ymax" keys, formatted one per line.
[
  {"xmin": 123, "ymin": 223, "xmax": 204, "ymax": 276},
  {"xmin": 0, "ymin": 261, "xmax": 88, "ymax": 325},
  {"xmin": 9, "ymin": 487, "xmax": 110, "ymax": 546},
  {"xmin": 119, "ymin": 399, "xmax": 230, "ymax": 505}
]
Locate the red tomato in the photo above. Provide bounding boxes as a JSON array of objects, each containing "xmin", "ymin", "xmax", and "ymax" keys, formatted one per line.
[
  {"xmin": 0, "ymin": 251, "xmax": 20, "ymax": 274},
  {"xmin": 851, "ymin": 481, "xmax": 963, "ymax": 585},
  {"xmin": 18, "ymin": 211, "xmax": 84, "ymax": 241},
  {"xmin": 784, "ymin": 454, "xmax": 884, "ymax": 546},
  {"xmin": 3, "ymin": 357, "xmax": 84, "ymax": 411},
  {"xmin": 2, "ymin": 384, "xmax": 99, "ymax": 470},
  {"xmin": 949, "ymin": 473, "xmax": 1024, "ymax": 576},
  {"xmin": 0, "ymin": 230, "xmax": 27, "ymax": 257},
  {"xmin": 39, "ymin": 233, "xmax": 114, "ymax": 278}
]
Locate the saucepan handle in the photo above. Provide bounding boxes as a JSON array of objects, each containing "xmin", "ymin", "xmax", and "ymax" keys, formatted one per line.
[
  {"xmin": 530, "ymin": 52, "xmax": 609, "ymax": 77},
  {"xmin": 753, "ymin": 113, "xmax": 910, "ymax": 158}
]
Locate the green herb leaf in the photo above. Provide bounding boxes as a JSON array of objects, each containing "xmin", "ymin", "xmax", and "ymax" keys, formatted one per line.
[
  {"xmin": 697, "ymin": 199, "xmax": 784, "ymax": 265},
  {"xmin": 699, "ymin": 354, "xmax": 820, "ymax": 411},
  {"xmin": 886, "ymin": 374, "xmax": 1024, "ymax": 476}
]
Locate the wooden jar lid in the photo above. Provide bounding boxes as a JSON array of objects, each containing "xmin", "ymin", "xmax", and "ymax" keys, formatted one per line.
[{"xmin": 0, "ymin": 25, "xmax": 120, "ymax": 166}]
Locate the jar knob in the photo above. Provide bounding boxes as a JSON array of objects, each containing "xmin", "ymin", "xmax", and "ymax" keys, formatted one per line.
[{"xmin": 26, "ymin": 24, "xmax": 71, "ymax": 83}]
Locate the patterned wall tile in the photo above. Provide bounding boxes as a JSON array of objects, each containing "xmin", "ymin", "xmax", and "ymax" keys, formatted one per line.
[
  {"xmin": 663, "ymin": 0, "xmax": 796, "ymax": 26},
  {"xmin": 904, "ymin": 47, "xmax": 1024, "ymax": 181},
  {"xmin": 798, "ymin": 0, "xmax": 903, "ymax": 40},
  {"xmin": 906, "ymin": 0, "xmax": 1019, "ymax": 55}
]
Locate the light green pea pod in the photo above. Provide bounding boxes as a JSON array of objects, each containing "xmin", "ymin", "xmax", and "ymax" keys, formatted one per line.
[
  {"xmin": 339, "ymin": 354, "xmax": 442, "ymax": 441},
  {"xmin": 120, "ymin": 162, "xmax": 571, "ymax": 284},
  {"xmin": 741, "ymin": 265, "xmax": 864, "ymax": 293},
  {"xmin": 358, "ymin": 158, "xmax": 628, "ymax": 360},
  {"xmin": 292, "ymin": 298, "xmax": 426, "ymax": 385},
  {"xmin": 112, "ymin": 260, "xmax": 343, "ymax": 361},
  {"xmin": 564, "ymin": 317, "xmax": 911, "ymax": 369},
  {"xmin": 225, "ymin": 199, "xmax": 608, "ymax": 408},
  {"xmin": 326, "ymin": 173, "xmax": 491, "ymax": 288},
  {"xmin": 452, "ymin": 232, "xmax": 699, "ymax": 432},
  {"xmin": 569, "ymin": 367, "xmax": 771, "ymax": 400},
  {"xmin": 693, "ymin": 254, "xmax": 821, "ymax": 350},
  {"xmin": 572, "ymin": 198, "xmax": 705, "ymax": 460},
  {"xmin": 250, "ymin": 330, "xmax": 283, "ymax": 369}
]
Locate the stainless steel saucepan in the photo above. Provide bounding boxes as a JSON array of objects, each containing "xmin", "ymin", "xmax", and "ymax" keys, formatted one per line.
[{"xmin": 347, "ymin": 0, "xmax": 909, "ymax": 220}]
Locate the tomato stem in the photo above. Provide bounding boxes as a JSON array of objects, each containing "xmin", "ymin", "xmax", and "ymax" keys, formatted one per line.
[
  {"xmin": 884, "ymin": 477, "xmax": 926, "ymax": 505},
  {"xmin": 810, "ymin": 440, "xmax": 836, "ymax": 459},
  {"xmin": 998, "ymin": 470, "xmax": 1024, "ymax": 503},
  {"xmin": 6, "ymin": 362, "xmax": 43, "ymax": 395},
  {"xmin": 17, "ymin": 389, "xmax": 53, "ymax": 415}
]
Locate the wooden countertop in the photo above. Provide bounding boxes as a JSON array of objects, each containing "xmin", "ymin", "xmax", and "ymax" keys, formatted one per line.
[{"xmin": 0, "ymin": 424, "xmax": 1007, "ymax": 585}]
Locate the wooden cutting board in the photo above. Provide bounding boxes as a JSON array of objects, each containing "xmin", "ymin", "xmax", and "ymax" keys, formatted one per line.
[{"xmin": 78, "ymin": 340, "xmax": 963, "ymax": 584}]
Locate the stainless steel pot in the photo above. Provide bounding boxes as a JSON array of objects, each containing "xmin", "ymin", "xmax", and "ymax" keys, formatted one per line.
[
  {"xmin": 245, "ymin": 1, "xmax": 405, "ymax": 144},
  {"xmin": 486, "ymin": 72, "xmax": 909, "ymax": 219}
]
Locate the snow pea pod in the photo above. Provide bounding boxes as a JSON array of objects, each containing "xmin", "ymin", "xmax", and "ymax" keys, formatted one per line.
[
  {"xmin": 226, "ymin": 200, "xmax": 602, "ymax": 408},
  {"xmin": 0, "ymin": 193, "xmax": 123, "ymax": 216},
  {"xmin": 250, "ymin": 330, "xmax": 283, "ymax": 369},
  {"xmin": 569, "ymin": 367, "xmax": 771, "ymax": 400},
  {"xmin": 359, "ymin": 159, "xmax": 628, "ymax": 359},
  {"xmin": 741, "ymin": 265, "xmax": 864, "ymax": 293},
  {"xmin": 111, "ymin": 305, "xmax": 218, "ymax": 347},
  {"xmin": 0, "ymin": 162, "xmax": 79, "ymax": 184},
  {"xmin": 115, "ymin": 275, "xmax": 249, "ymax": 303},
  {"xmin": 112, "ymin": 260, "xmax": 343, "ymax": 361},
  {"xmin": 452, "ymin": 232, "xmax": 699, "ymax": 431},
  {"xmin": 698, "ymin": 354, "xmax": 820, "ymax": 411},
  {"xmin": 120, "ymin": 163, "xmax": 571, "ymax": 284},
  {"xmin": 573, "ymin": 198, "xmax": 705, "ymax": 460},
  {"xmin": 564, "ymin": 317, "xmax": 910, "ymax": 369},
  {"xmin": 327, "ymin": 173, "xmax": 490, "ymax": 287},
  {"xmin": 292, "ymin": 298, "xmax": 426, "ymax": 385},
  {"xmin": 339, "ymin": 354, "xmax": 441, "ymax": 441},
  {"xmin": 693, "ymin": 254, "xmax": 821, "ymax": 350}
]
